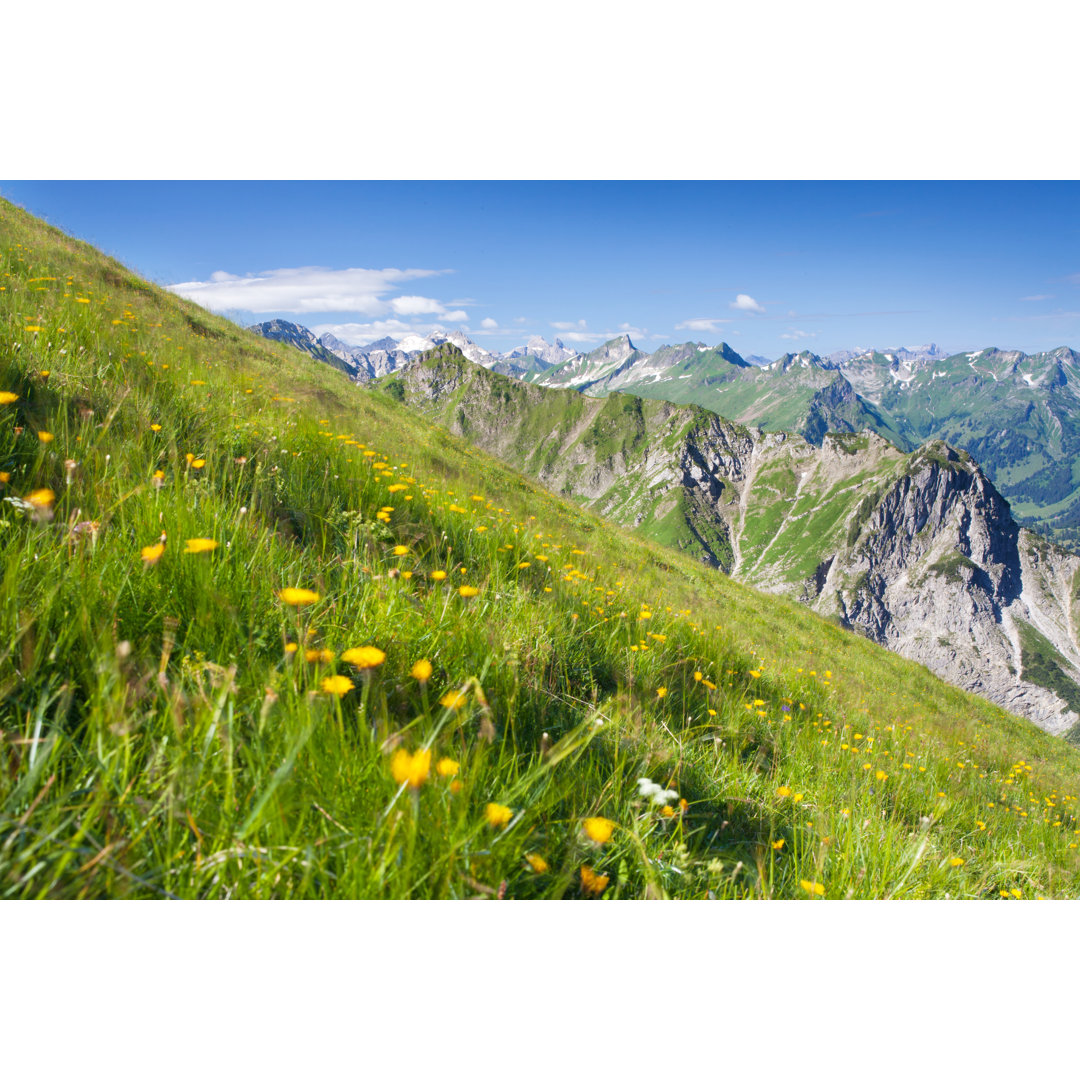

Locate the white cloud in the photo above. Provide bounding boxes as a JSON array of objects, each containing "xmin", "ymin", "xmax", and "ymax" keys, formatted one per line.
[
  {"xmin": 513, "ymin": 316, "xmax": 528, "ymax": 324},
  {"xmin": 390, "ymin": 294, "xmax": 446, "ymax": 316},
  {"xmin": 730, "ymin": 293, "xmax": 766, "ymax": 314},
  {"xmin": 552, "ymin": 319, "xmax": 588, "ymax": 331},
  {"xmin": 675, "ymin": 317, "xmax": 732, "ymax": 333},
  {"xmin": 780, "ymin": 328, "xmax": 816, "ymax": 340},
  {"xmin": 1020, "ymin": 294, "xmax": 1055, "ymax": 302},
  {"xmin": 443, "ymin": 310, "xmax": 469, "ymax": 322},
  {"xmin": 481, "ymin": 317, "xmax": 499, "ymax": 330},
  {"xmin": 167, "ymin": 264, "xmax": 447, "ymax": 316}
]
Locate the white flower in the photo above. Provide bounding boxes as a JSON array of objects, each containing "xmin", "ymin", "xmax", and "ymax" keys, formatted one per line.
[{"xmin": 637, "ymin": 777, "xmax": 679, "ymax": 804}]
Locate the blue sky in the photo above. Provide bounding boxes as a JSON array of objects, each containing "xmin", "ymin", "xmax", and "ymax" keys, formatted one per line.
[{"xmin": 4, "ymin": 180, "xmax": 1080, "ymax": 358}]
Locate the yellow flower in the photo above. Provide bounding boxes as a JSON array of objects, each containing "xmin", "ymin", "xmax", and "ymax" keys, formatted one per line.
[
  {"xmin": 656, "ymin": 686, "xmax": 667, "ymax": 698},
  {"xmin": 430, "ymin": 570, "xmax": 447, "ymax": 581},
  {"xmin": 0, "ymin": 472, "xmax": 9, "ymax": 483},
  {"xmin": 27, "ymin": 488, "xmax": 55, "ymax": 508},
  {"xmin": 150, "ymin": 423, "xmax": 162, "ymax": 432},
  {"xmin": 391, "ymin": 747, "xmax": 431, "ymax": 788},
  {"xmin": 284, "ymin": 642, "xmax": 299, "ymax": 654},
  {"xmin": 305, "ymin": 648, "xmax": 335, "ymax": 663},
  {"xmin": 776, "ymin": 786, "xmax": 792, "ymax": 798},
  {"xmin": 949, "ymin": 857, "xmax": 965, "ymax": 867},
  {"xmin": 458, "ymin": 585, "xmax": 479, "ymax": 597},
  {"xmin": 525, "ymin": 853, "xmax": 549, "ymax": 874},
  {"xmin": 440, "ymin": 689, "xmax": 468, "ymax": 710},
  {"xmin": 411, "ymin": 658, "xmax": 433, "ymax": 681},
  {"xmin": 341, "ymin": 646, "xmax": 386, "ymax": 669},
  {"xmin": 485, "ymin": 802, "xmax": 513, "ymax": 828},
  {"xmin": 321, "ymin": 674, "xmax": 354, "ymax": 697},
  {"xmin": 580, "ymin": 865, "xmax": 609, "ymax": 896},
  {"xmin": 772, "ymin": 838, "xmax": 785, "ymax": 850},
  {"xmin": 191, "ymin": 459, "xmax": 206, "ymax": 469},
  {"xmin": 141, "ymin": 542, "xmax": 165, "ymax": 565},
  {"xmin": 517, "ymin": 561, "xmax": 531, "ymax": 569},
  {"xmin": 876, "ymin": 770, "xmax": 888, "ymax": 781},
  {"xmin": 392, "ymin": 544, "xmax": 409, "ymax": 556},
  {"xmin": 436, "ymin": 757, "xmax": 459, "ymax": 777},
  {"xmin": 37, "ymin": 431, "xmax": 53, "ymax": 443},
  {"xmin": 800, "ymin": 880, "xmax": 825, "ymax": 897},
  {"xmin": 183, "ymin": 538, "xmax": 218, "ymax": 554},
  {"xmin": 279, "ymin": 587, "xmax": 320, "ymax": 606},
  {"xmin": 583, "ymin": 817, "xmax": 616, "ymax": 844},
  {"xmin": 791, "ymin": 793, "xmax": 804, "ymax": 803},
  {"xmin": 694, "ymin": 671, "xmax": 703, "ymax": 681},
  {"xmin": 0, "ymin": 392, "xmax": 18, "ymax": 404}
]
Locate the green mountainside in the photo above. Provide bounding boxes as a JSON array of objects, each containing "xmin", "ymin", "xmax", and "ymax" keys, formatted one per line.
[
  {"xmin": 2, "ymin": 197, "xmax": 1079, "ymax": 899},
  {"xmin": 381, "ymin": 351, "xmax": 1080, "ymax": 740}
]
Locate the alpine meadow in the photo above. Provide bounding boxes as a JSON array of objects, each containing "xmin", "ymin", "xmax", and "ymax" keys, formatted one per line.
[{"xmin": 3, "ymin": 195, "xmax": 1080, "ymax": 900}]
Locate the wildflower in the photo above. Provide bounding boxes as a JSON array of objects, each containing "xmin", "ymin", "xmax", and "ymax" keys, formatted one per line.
[
  {"xmin": 0, "ymin": 392, "xmax": 18, "ymax": 404},
  {"xmin": 436, "ymin": 757, "xmax": 459, "ymax": 778},
  {"xmin": 800, "ymin": 880, "xmax": 825, "ymax": 897},
  {"xmin": 392, "ymin": 545, "xmax": 409, "ymax": 556},
  {"xmin": 637, "ymin": 778, "xmax": 679, "ymax": 806},
  {"xmin": 458, "ymin": 585, "xmax": 479, "ymax": 597},
  {"xmin": 341, "ymin": 646, "xmax": 386, "ymax": 669},
  {"xmin": 284, "ymin": 643, "xmax": 299, "ymax": 654},
  {"xmin": 27, "ymin": 488, "xmax": 55, "ymax": 509},
  {"xmin": 440, "ymin": 689, "xmax": 468, "ymax": 710},
  {"xmin": 279, "ymin": 587, "xmax": 320, "ymax": 607},
  {"xmin": 525, "ymin": 853, "xmax": 549, "ymax": 873},
  {"xmin": 876, "ymin": 770, "xmax": 888, "ymax": 781},
  {"xmin": 0, "ymin": 472, "xmax": 9, "ymax": 483},
  {"xmin": 391, "ymin": 747, "xmax": 431, "ymax": 788},
  {"xmin": 150, "ymin": 423, "xmax": 162, "ymax": 432},
  {"xmin": 694, "ymin": 671, "xmax": 703, "ymax": 681},
  {"xmin": 183, "ymin": 538, "xmax": 218, "ymax": 554},
  {"xmin": 306, "ymin": 648, "xmax": 335, "ymax": 663},
  {"xmin": 191, "ymin": 459, "xmax": 206, "ymax": 469},
  {"xmin": 141, "ymin": 542, "xmax": 165, "ymax": 565},
  {"xmin": 321, "ymin": 674, "xmax": 354, "ymax": 697},
  {"xmin": 411, "ymin": 658, "xmax": 433, "ymax": 682},
  {"xmin": 583, "ymin": 817, "xmax": 616, "ymax": 844},
  {"xmin": 485, "ymin": 802, "xmax": 513, "ymax": 828},
  {"xmin": 38, "ymin": 431, "xmax": 53, "ymax": 443},
  {"xmin": 777, "ymin": 786, "xmax": 792, "ymax": 798},
  {"xmin": 949, "ymin": 857, "xmax": 965, "ymax": 867},
  {"xmin": 656, "ymin": 687, "xmax": 667, "ymax": 699},
  {"xmin": 580, "ymin": 865, "xmax": 609, "ymax": 896},
  {"xmin": 430, "ymin": 570, "xmax": 447, "ymax": 581},
  {"xmin": 772, "ymin": 839, "xmax": 785, "ymax": 850}
]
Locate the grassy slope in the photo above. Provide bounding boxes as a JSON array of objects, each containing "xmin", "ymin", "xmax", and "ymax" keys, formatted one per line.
[{"xmin": 1, "ymin": 197, "xmax": 1079, "ymax": 899}]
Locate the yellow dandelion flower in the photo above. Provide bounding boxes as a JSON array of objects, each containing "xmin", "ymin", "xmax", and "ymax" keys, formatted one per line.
[
  {"xmin": 411, "ymin": 658, "xmax": 433, "ymax": 681},
  {"xmin": 458, "ymin": 585, "xmax": 479, "ymax": 597},
  {"xmin": 0, "ymin": 472, "xmax": 9, "ymax": 483},
  {"xmin": 0, "ymin": 392, "xmax": 18, "ymax": 405},
  {"xmin": 694, "ymin": 671, "xmax": 703, "ymax": 682},
  {"xmin": 580, "ymin": 865, "xmax": 609, "ymax": 896},
  {"xmin": 191, "ymin": 459, "xmax": 206, "ymax": 469},
  {"xmin": 583, "ymin": 817, "xmax": 616, "ymax": 844},
  {"xmin": 440, "ymin": 689, "xmax": 468, "ymax": 710},
  {"xmin": 150, "ymin": 423, "xmax": 162, "ymax": 432},
  {"xmin": 279, "ymin": 587, "xmax": 320, "ymax": 606},
  {"xmin": 27, "ymin": 488, "xmax": 55, "ymax": 508},
  {"xmin": 800, "ymin": 880, "xmax": 825, "ymax": 897},
  {"xmin": 305, "ymin": 648, "xmax": 335, "ymax": 663},
  {"xmin": 392, "ymin": 544, "xmax": 409, "ymax": 556},
  {"xmin": 430, "ymin": 570, "xmax": 447, "ymax": 581},
  {"xmin": 284, "ymin": 642, "xmax": 299, "ymax": 654},
  {"xmin": 949, "ymin": 857, "xmax": 965, "ymax": 867},
  {"xmin": 183, "ymin": 538, "xmax": 218, "ymax": 554},
  {"xmin": 436, "ymin": 757, "xmax": 459, "ymax": 778},
  {"xmin": 141, "ymin": 542, "xmax": 165, "ymax": 565},
  {"xmin": 777, "ymin": 786, "xmax": 792, "ymax": 798},
  {"xmin": 391, "ymin": 747, "xmax": 431, "ymax": 788},
  {"xmin": 876, "ymin": 770, "xmax": 888, "ymax": 781},
  {"xmin": 341, "ymin": 646, "xmax": 386, "ymax": 669},
  {"xmin": 321, "ymin": 674, "xmax": 354, "ymax": 697},
  {"xmin": 656, "ymin": 686, "xmax": 667, "ymax": 698},
  {"xmin": 37, "ymin": 431, "xmax": 53, "ymax": 443},
  {"xmin": 485, "ymin": 802, "xmax": 513, "ymax": 828},
  {"xmin": 772, "ymin": 838, "xmax": 785, "ymax": 850},
  {"xmin": 525, "ymin": 853, "xmax": 549, "ymax": 873}
]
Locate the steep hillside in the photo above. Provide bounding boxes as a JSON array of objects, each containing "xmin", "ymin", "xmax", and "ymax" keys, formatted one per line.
[
  {"xmin": 2, "ymin": 196, "xmax": 1079, "ymax": 899},
  {"xmin": 385, "ymin": 352, "xmax": 1080, "ymax": 737}
]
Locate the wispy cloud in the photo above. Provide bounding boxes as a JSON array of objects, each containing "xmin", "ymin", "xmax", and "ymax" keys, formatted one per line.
[
  {"xmin": 675, "ymin": 317, "xmax": 731, "ymax": 333},
  {"xmin": 730, "ymin": 293, "xmax": 765, "ymax": 314},
  {"xmin": 780, "ymin": 328, "xmax": 816, "ymax": 340},
  {"xmin": 549, "ymin": 318, "xmax": 646, "ymax": 344},
  {"xmin": 552, "ymin": 319, "xmax": 588, "ymax": 332},
  {"xmin": 167, "ymin": 265, "xmax": 450, "ymax": 316},
  {"xmin": 1020, "ymin": 294, "xmax": 1055, "ymax": 302}
]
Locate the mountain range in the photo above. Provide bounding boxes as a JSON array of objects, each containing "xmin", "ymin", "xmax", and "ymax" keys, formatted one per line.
[{"xmin": 252, "ymin": 321, "xmax": 1080, "ymax": 549}]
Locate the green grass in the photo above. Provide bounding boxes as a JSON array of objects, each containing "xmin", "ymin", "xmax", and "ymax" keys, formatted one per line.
[{"xmin": 2, "ymin": 197, "xmax": 1080, "ymax": 899}]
